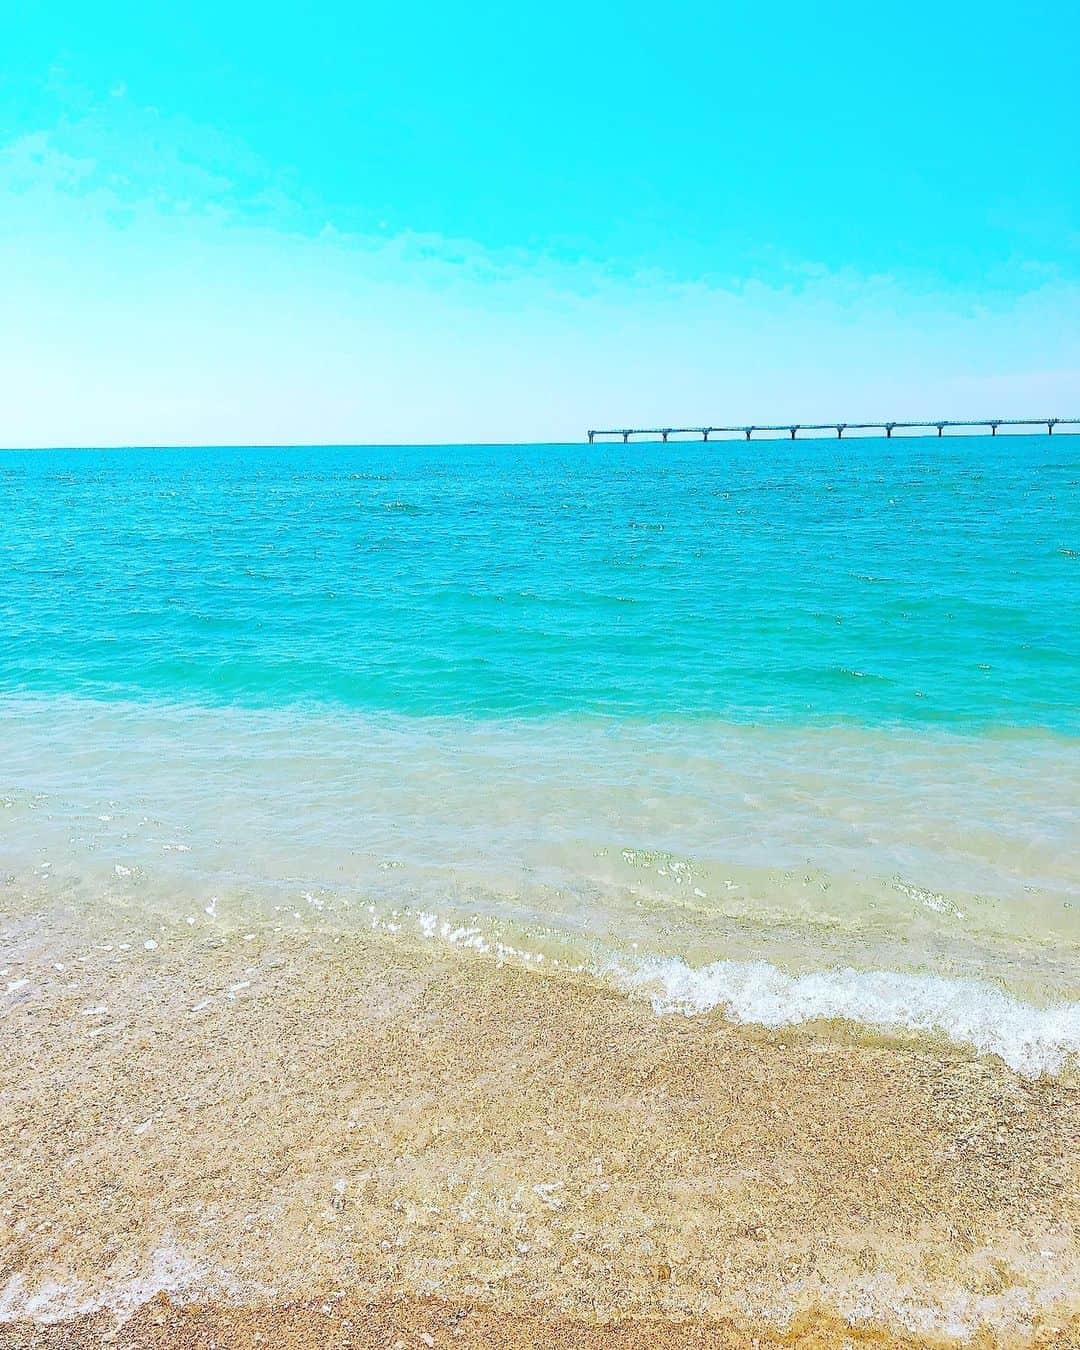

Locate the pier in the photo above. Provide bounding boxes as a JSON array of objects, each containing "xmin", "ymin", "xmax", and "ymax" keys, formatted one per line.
[{"xmin": 587, "ymin": 417, "xmax": 1079, "ymax": 443}]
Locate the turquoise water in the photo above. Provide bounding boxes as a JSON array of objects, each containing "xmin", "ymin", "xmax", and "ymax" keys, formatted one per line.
[
  {"xmin": 2, "ymin": 438, "xmax": 1077, "ymax": 727},
  {"xmin": 1, "ymin": 438, "xmax": 1078, "ymax": 1075}
]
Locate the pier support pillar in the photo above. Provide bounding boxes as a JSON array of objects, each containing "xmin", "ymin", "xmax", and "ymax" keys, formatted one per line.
[
  {"xmin": 789, "ymin": 427, "xmax": 797, "ymax": 440},
  {"xmin": 744, "ymin": 428, "xmax": 752, "ymax": 441},
  {"xmin": 587, "ymin": 431, "xmax": 594, "ymax": 444},
  {"xmin": 622, "ymin": 431, "xmax": 630, "ymax": 443},
  {"xmin": 1048, "ymin": 420, "xmax": 1057, "ymax": 434},
  {"xmin": 937, "ymin": 425, "xmax": 944, "ymax": 437},
  {"xmin": 702, "ymin": 430, "xmax": 709, "ymax": 441},
  {"xmin": 836, "ymin": 425, "xmax": 844, "ymax": 439}
]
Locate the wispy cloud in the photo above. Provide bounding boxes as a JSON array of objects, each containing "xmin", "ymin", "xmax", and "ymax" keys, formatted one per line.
[{"xmin": 1, "ymin": 89, "xmax": 1078, "ymax": 445}]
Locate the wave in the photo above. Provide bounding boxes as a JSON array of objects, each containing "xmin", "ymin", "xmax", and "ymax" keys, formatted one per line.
[
  {"xmin": 611, "ymin": 955, "xmax": 1080, "ymax": 1078},
  {"xmin": 368, "ymin": 908, "xmax": 1080, "ymax": 1078}
]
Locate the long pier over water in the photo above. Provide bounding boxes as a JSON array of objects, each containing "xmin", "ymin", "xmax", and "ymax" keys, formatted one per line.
[{"xmin": 588, "ymin": 417, "xmax": 1079, "ymax": 443}]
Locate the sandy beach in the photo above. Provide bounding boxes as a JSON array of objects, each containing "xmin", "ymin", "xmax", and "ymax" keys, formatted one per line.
[
  {"xmin": 2, "ymin": 922, "xmax": 1076, "ymax": 1347},
  {"xmin": 7, "ymin": 1293, "xmax": 1078, "ymax": 1348}
]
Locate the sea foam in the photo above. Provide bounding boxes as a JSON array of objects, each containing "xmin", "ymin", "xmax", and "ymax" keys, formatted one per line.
[
  {"xmin": 614, "ymin": 956, "xmax": 1080, "ymax": 1078},
  {"xmin": 376, "ymin": 907, "xmax": 1080, "ymax": 1079}
]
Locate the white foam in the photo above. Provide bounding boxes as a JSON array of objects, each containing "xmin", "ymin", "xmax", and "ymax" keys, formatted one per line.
[
  {"xmin": 614, "ymin": 956, "xmax": 1080, "ymax": 1078},
  {"xmin": 0, "ymin": 1247, "xmax": 206, "ymax": 1325},
  {"xmin": 355, "ymin": 903, "xmax": 1079, "ymax": 1077}
]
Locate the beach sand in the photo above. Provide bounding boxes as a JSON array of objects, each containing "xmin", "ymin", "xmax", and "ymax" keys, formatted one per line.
[
  {"xmin": 1, "ymin": 924, "xmax": 1077, "ymax": 1347},
  {"xmin": 6, "ymin": 1292, "xmax": 1079, "ymax": 1348}
]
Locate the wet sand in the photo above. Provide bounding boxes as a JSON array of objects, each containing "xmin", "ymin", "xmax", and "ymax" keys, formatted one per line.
[
  {"xmin": 5, "ymin": 1293, "xmax": 1079, "ymax": 1348},
  {"xmin": 1, "ymin": 923, "xmax": 1077, "ymax": 1346}
]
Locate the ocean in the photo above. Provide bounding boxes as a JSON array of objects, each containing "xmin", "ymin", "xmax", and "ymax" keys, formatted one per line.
[
  {"xmin": 3, "ymin": 437, "xmax": 1079, "ymax": 1339},
  {"xmin": 2, "ymin": 437, "xmax": 1078, "ymax": 1074}
]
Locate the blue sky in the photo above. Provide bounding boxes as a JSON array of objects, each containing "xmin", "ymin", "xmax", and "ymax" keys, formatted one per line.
[{"xmin": 2, "ymin": 0, "xmax": 1078, "ymax": 444}]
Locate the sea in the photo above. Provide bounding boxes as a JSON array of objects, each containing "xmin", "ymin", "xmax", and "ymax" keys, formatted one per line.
[{"xmin": 2, "ymin": 436, "xmax": 1078, "ymax": 1078}]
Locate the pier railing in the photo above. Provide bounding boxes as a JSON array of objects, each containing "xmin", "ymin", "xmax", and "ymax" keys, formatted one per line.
[{"xmin": 587, "ymin": 418, "xmax": 1079, "ymax": 443}]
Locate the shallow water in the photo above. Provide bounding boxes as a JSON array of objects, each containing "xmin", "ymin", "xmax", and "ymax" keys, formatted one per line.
[{"xmin": 1, "ymin": 439, "xmax": 1078, "ymax": 1075}]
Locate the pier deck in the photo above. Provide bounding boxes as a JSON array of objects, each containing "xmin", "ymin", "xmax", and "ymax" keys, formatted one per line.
[{"xmin": 587, "ymin": 418, "xmax": 1079, "ymax": 443}]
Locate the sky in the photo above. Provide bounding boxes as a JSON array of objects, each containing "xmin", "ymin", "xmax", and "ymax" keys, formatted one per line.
[{"xmin": 1, "ymin": 0, "xmax": 1078, "ymax": 445}]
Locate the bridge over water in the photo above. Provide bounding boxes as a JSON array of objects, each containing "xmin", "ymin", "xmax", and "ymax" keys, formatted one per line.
[{"xmin": 587, "ymin": 418, "xmax": 1079, "ymax": 443}]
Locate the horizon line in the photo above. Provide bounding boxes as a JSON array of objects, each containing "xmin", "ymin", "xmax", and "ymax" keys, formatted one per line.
[{"xmin": 4, "ymin": 426, "xmax": 1080, "ymax": 453}]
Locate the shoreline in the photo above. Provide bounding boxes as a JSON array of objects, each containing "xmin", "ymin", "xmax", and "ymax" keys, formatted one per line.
[{"xmin": 2, "ymin": 925, "xmax": 1077, "ymax": 1345}]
